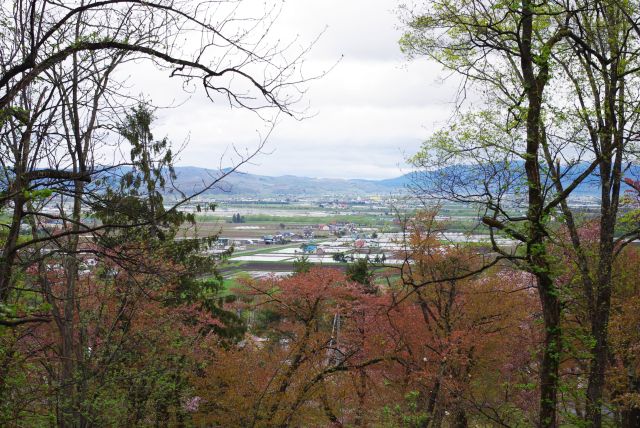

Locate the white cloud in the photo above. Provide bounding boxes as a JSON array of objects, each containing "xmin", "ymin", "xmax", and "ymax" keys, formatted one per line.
[{"xmin": 119, "ymin": 0, "xmax": 457, "ymax": 179}]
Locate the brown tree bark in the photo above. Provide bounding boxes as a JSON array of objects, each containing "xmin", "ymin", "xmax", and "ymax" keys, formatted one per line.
[{"xmin": 520, "ymin": 0, "xmax": 562, "ymax": 424}]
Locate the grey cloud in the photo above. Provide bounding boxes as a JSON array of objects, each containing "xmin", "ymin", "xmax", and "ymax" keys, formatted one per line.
[
  {"xmin": 277, "ymin": 0, "xmax": 405, "ymax": 62},
  {"xmin": 114, "ymin": 0, "xmax": 454, "ymax": 179}
]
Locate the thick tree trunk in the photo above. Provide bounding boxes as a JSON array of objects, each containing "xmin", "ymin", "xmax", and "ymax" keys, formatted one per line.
[
  {"xmin": 353, "ymin": 368, "xmax": 367, "ymax": 427},
  {"xmin": 420, "ymin": 377, "xmax": 441, "ymax": 428},
  {"xmin": 58, "ymin": 180, "xmax": 85, "ymax": 428},
  {"xmin": 585, "ymin": 209, "xmax": 616, "ymax": 428},
  {"xmin": 538, "ymin": 274, "xmax": 562, "ymax": 428},
  {"xmin": 585, "ymin": 325, "xmax": 607, "ymax": 428},
  {"xmin": 585, "ymin": 267, "xmax": 612, "ymax": 428},
  {"xmin": 1, "ymin": 126, "xmax": 33, "ymax": 302},
  {"xmin": 0, "ymin": 192, "xmax": 25, "ymax": 302},
  {"xmin": 519, "ymin": 0, "xmax": 561, "ymax": 420},
  {"xmin": 585, "ymin": 52, "xmax": 622, "ymax": 425},
  {"xmin": 451, "ymin": 407, "xmax": 468, "ymax": 428},
  {"xmin": 621, "ymin": 407, "xmax": 640, "ymax": 428}
]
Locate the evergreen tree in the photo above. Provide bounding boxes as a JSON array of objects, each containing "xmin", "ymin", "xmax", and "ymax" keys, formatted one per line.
[{"xmin": 346, "ymin": 259, "xmax": 376, "ymax": 294}]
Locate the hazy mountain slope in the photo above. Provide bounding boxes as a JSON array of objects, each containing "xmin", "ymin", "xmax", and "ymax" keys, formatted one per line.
[
  {"xmin": 169, "ymin": 167, "xmax": 412, "ymax": 196},
  {"xmin": 168, "ymin": 164, "xmax": 640, "ymax": 197}
]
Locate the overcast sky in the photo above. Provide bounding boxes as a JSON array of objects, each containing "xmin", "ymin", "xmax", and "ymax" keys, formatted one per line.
[{"xmin": 127, "ymin": 0, "xmax": 457, "ymax": 180}]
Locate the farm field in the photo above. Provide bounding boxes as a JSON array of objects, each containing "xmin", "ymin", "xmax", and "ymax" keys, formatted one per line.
[{"xmin": 177, "ymin": 200, "xmax": 526, "ymax": 288}]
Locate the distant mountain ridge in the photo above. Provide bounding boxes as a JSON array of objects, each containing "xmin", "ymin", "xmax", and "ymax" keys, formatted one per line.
[
  {"xmin": 169, "ymin": 166, "xmax": 413, "ymax": 197},
  {"xmin": 167, "ymin": 164, "xmax": 640, "ymax": 198}
]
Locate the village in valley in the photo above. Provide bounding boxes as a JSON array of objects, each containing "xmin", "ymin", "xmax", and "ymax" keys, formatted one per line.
[
  {"xmin": 173, "ymin": 194, "xmax": 547, "ymax": 288},
  {"xmin": 30, "ymin": 191, "xmax": 601, "ymax": 287}
]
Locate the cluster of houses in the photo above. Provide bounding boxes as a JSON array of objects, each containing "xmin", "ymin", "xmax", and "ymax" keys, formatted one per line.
[
  {"xmin": 262, "ymin": 232, "xmax": 296, "ymax": 245},
  {"xmin": 316, "ymin": 222, "xmax": 356, "ymax": 236},
  {"xmin": 207, "ymin": 221, "xmax": 387, "ymax": 258}
]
